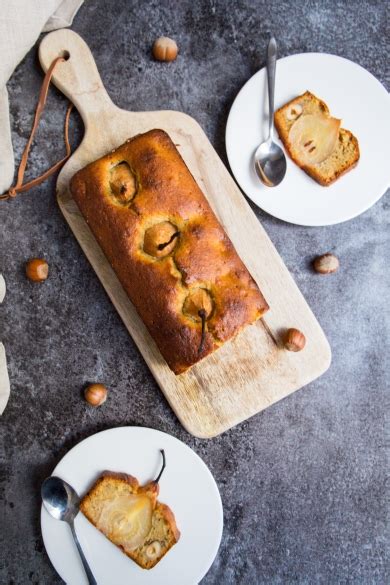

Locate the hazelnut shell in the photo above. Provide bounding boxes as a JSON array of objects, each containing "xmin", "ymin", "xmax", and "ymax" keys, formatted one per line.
[
  {"xmin": 153, "ymin": 37, "xmax": 178, "ymax": 62},
  {"xmin": 313, "ymin": 253, "xmax": 339, "ymax": 274},
  {"xmin": 25, "ymin": 258, "xmax": 49, "ymax": 282},
  {"xmin": 84, "ymin": 383, "xmax": 108, "ymax": 407},
  {"xmin": 284, "ymin": 328, "xmax": 306, "ymax": 352}
]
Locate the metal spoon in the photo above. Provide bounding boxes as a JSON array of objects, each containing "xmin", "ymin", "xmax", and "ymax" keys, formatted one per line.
[
  {"xmin": 41, "ymin": 476, "xmax": 97, "ymax": 585},
  {"xmin": 254, "ymin": 36, "xmax": 287, "ymax": 187}
]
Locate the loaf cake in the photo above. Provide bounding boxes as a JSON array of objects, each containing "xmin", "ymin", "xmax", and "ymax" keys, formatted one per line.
[
  {"xmin": 274, "ymin": 91, "xmax": 360, "ymax": 185},
  {"xmin": 70, "ymin": 129, "xmax": 269, "ymax": 373},
  {"xmin": 80, "ymin": 471, "xmax": 180, "ymax": 569}
]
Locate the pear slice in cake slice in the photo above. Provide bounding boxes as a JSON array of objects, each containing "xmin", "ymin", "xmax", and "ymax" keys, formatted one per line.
[
  {"xmin": 80, "ymin": 470, "xmax": 180, "ymax": 569},
  {"xmin": 288, "ymin": 114, "xmax": 341, "ymax": 166},
  {"xmin": 96, "ymin": 493, "xmax": 154, "ymax": 552}
]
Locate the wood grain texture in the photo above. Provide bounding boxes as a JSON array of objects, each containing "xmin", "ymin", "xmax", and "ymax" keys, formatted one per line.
[{"xmin": 39, "ymin": 30, "xmax": 331, "ymax": 438}]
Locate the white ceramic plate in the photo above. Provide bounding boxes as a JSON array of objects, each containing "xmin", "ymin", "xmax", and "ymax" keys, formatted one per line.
[
  {"xmin": 226, "ymin": 53, "xmax": 390, "ymax": 226},
  {"xmin": 41, "ymin": 427, "xmax": 223, "ymax": 585}
]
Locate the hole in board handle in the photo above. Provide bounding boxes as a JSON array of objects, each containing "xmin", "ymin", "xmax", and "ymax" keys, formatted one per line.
[{"xmin": 59, "ymin": 50, "xmax": 70, "ymax": 61}]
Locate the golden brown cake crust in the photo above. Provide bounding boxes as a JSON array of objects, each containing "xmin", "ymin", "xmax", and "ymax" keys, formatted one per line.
[
  {"xmin": 70, "ymin": 129, "xmax": 269, "ymax": 373},
  {"xmin": 81, "ymin": 471, "xmax": 159, "ymax": 501}
]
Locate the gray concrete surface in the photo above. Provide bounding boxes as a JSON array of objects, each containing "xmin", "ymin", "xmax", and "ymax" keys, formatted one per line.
[{"xmin": 1, "ymin": 1, "xmax": 389, "ymax": 583}]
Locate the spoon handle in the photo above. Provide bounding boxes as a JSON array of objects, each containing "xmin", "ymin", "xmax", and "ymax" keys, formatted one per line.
[
  {"xmin": 69, "ymin": 521, "xmax": 98, "ymax": 585},
  {"xmin": 266, "ymin": 36, "xmax": 277, "ymax": 140}
]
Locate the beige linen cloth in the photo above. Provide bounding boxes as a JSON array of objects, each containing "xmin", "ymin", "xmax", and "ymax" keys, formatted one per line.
[
  {"xmin": 0, "ymin": 0, "xmax": 83, "ymax": 195},
  {"xmin": 0, "ymin": 0, "xmax": 83, "ymax": 414}
]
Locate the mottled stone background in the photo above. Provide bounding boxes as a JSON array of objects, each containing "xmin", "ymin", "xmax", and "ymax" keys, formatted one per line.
[{"xmin": 0, "ymin": 1, "xmax": 389, "ymax": 583}]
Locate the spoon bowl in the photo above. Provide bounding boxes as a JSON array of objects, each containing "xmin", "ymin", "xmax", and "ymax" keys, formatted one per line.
[
  {"xmin": 254, "ymin": 36, "xmax": 287, "ymax": 187},
  {"xmin": 254, "ymin": 139, "xmax": 287, "ymax": 187},
  {"xmin": 42, "ymin": 476, "xmax": 80, "ymax": 522}
]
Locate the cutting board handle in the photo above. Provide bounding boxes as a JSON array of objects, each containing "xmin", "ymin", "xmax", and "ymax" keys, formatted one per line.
[{"xmin": 39, "ymin": 29, "xmax": 114, "ymax": 125}]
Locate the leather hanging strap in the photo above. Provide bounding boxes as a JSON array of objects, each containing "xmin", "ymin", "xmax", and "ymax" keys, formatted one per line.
[{"xmin": 1, "ymin": 56, "xmax": 73, "ymax": 201}]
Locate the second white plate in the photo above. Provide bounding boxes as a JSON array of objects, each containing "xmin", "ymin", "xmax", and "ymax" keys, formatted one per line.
[
  {"xmin": 41, "ymin": 427, "xmax": 223, "ymax": 585},
  {"xmin": 226, "ymin": 52, "xmax": 390, "ymax": 226}
]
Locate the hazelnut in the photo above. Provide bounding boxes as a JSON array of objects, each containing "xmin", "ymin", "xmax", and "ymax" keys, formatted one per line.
[
  {"xmin": 143, "ymin": 221, "xmax": 179, "ymax": 258},
  {"xmin": 145, "ymin": 541, "xmax": 162, "ymax": 560},
  {"xmin": 313, "ymin": 253, "xmax": 339, "ymax": 274},
  {"xmin": 109, "ymin": 162, "xmax": 137, "ymax": 204},
  {"xmin": 84, "ymin": 383, "xmax": 108, "ymax": 407},
  {"xmin": 183, "ymin": 288, "xmax": 213, "ymax": 322},
  {"xmin": 284, "ymin": 328, "xmax": 306, "ymax": 352},
  {"xmin": 25, "ymin": 258, "xmax": 49, "ymax": 282},
  {"xmin": 286, "ymin": 103, "xmax": 303, "ymax": 121},
  {"xmin": 152, "ymin": 37, "xmax": 178, "ymax": 62}
]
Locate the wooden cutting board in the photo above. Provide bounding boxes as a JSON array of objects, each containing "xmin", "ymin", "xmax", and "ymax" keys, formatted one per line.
[{"xmin": 39, "ymin": 30, "xmax": 331, "ymax": 438}]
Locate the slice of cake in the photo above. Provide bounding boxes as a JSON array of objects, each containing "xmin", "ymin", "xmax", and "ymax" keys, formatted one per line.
[
  {"xmin": 274, "ymin": 91, "xmax": 360, "ymax": 186},
  {"xmin": 80, "ymin": 467, "xmax": 180, "ymax": 569}
]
